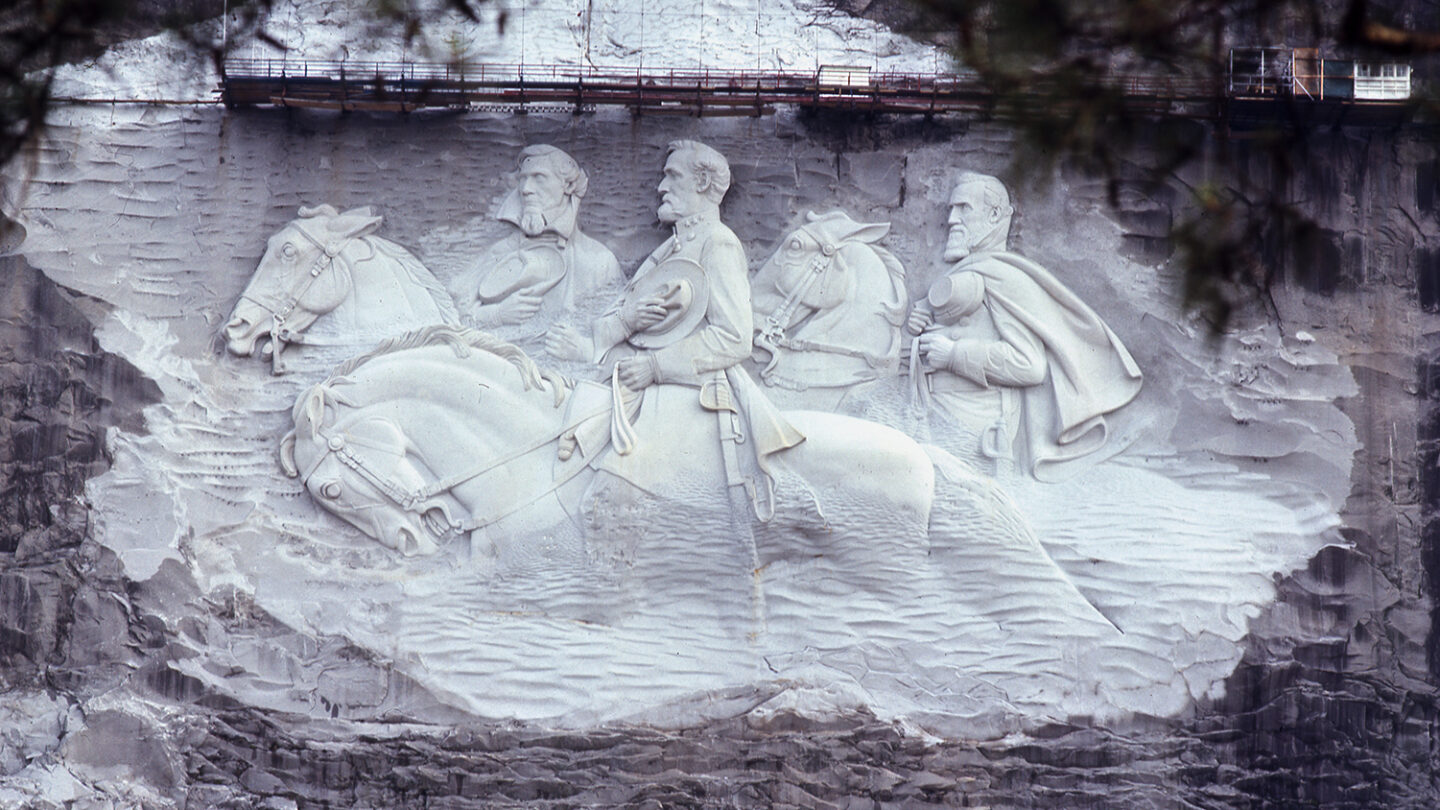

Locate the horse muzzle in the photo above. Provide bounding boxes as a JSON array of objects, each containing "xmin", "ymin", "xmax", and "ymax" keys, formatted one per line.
[
  {"xmin": 372, "ymin": 508, "xmax": 440, "ymax": 557},
  {"xmin": 223, "ymin": 307, "xmax": 271, "ymax": 357}
]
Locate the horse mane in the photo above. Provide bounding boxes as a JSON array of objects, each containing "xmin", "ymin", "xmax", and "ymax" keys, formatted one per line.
[
  {"xmin": 870, "ymin": 244, "xmax": 906, "ymax": 282},
  {"xmin": 326, "ymin": 325, "xmax": 570, "ymax": 407},
  {"xmin": 363, "ymin": 237, "xmax": 463, "ymax": 325}
]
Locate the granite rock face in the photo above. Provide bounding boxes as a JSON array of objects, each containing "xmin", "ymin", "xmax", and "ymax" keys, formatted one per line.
[{"xmin": 0, "ymin": 106, "xmax": 1435, "ymax": 809}]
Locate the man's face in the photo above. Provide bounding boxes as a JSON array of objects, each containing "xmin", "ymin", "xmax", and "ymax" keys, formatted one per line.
[
  {"xmin": 944, "ymin": 181, "xmax": 993, "ymax": 261},
  {"xmin": 657, "ymin": 152, "xmax": 709, "ymax": 223},
  {"xmin": 516, "ymin": 156, "xmax": 568, "ymax": 234}
]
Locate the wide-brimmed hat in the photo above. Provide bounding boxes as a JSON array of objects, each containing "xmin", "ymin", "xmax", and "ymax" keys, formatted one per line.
[{"xmin": 627, "ymin": 257, "xmax": 710, "ymax": 349}]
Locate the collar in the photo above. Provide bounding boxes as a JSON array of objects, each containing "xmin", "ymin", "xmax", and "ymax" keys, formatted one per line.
[
  {"xmin": 496, "ymin": 190, "xmax": 580, "ymax": 246},
  {"xmin": 670, "ymin": 207, "xmax": 720, "ymax": 244}
]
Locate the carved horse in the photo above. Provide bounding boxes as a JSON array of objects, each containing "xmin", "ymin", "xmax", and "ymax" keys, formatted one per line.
[
  {"xmin": 224, "ymin": 205, "xmax": 460, "ymax": 373},
  {"xmin": 278, "ymin": 326, "xmax": 1117, "ymax": 634},
  {"xmin": 751, "ymin": 211, "xmax": 908, "ymax": 412}
]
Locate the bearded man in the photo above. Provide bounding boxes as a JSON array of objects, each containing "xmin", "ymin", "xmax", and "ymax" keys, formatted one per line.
[
  {"xmin": 549, "ymin": 140, "xmax": 804, "ymax": 519},
  {"xmin": 907, "ymin": 171, "xmax": 1142, "ymax": 480},
  {"xmin": 449, "ymin": 145, "xmax": 621, "ymax": 337}
]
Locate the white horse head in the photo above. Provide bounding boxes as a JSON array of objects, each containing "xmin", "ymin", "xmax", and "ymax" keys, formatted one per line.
[
  {"xmin": 279, "ymin": 327, "xmax": 570, "ymax": 556},
  {"xmin": 224, "ymin": 205, "xmax": 459, "ymax": 372},
  {"xmin": 752, "ymin": 210, "xmax": 908, "ymax": 396}
]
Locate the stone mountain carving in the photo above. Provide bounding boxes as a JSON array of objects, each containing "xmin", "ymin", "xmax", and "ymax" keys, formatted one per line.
[
  {"xmin": 178, "ymin": 141, "xmax": 1339, "ymax": 728},
  {"xmin": 751, "ymin": 210, "xmax": 908, "ymax": 412},
  {"xmin": 550, "ymin": 140, "xmax": 804, "ymax": 518},
  {"xmin": 280, "ymin": 325, "xmax": 1117, "ymax": 621},
  {"xmin": 224, "ymin": 204, "xmax": 460, "ymax": 373},
  {"xmin": 448, "ymin": 145, "xmax": 622, "ymax": 346},
  {"xmin": 908, "ymin": 173, "xmax": 1143, "ymax": 479}
]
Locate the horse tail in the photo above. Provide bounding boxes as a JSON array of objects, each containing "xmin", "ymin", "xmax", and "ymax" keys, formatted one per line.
[{"xmin": 920, "ymin": 444, "xmax": 1125, "ymax": 635}]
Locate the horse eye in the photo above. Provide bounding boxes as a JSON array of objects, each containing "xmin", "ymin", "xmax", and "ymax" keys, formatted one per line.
[
  {"xmin": 788, "ymin": 238, "xmax": 804, "ymax": 251},
  {"xmin": 320, "ymin": 481, "xmax": 342, "ymax": 499},
  {"xmin": 281, "ymin": 243, "xmax": 298, "ymax": 260}
]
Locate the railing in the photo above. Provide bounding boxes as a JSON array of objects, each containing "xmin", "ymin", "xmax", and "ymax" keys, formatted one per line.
[
  {"xmin": 221, "ymin": 58, "xmax": 1221, "ymax": 105},
  {"xmin": 221, "ymin": 58, "xmax": 990, "ymax": 90},
  {"xmin": 223, "ymin": 56, "xmax": 1421, "ymax": 120}
]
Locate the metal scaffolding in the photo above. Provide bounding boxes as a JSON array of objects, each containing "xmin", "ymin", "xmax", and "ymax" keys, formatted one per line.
[{"xmin": 218, "ymin": 58, "xmax": 1223, "ymax": 119}]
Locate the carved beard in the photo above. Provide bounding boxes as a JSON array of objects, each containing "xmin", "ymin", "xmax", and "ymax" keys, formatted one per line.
[
  {"xmin": 518, "ymin": 201, "xmax": 549, "ymax": 237},
  {"xmin": 943, "ymin": 225, "xmax": 972, "ymax": 261}
]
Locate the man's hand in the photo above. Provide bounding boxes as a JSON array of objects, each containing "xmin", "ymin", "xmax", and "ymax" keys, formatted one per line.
[
  {"xmin": 545, "ymin": 324, "xmax": 589, "ymax": 361},
  {"xmin": 475, "ymin": 292, "xmax": 543, "ymax": 327},
  {"xmin": 620, "ymin": 294, "xmax": 671, "ymax": 334},
  {"xmin": 905, "ymin": 303, "xmax": 933, "ymax": 336},
  {"xmin": 918, "ymin": 332, "xmax": 955, "ymax": 370},
  {"xmin": 616, "ymin": 355, "xmax": 658, "ymax": 390}
]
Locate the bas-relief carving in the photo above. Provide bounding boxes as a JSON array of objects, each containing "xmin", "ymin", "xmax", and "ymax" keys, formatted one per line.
[
  {"xmin": 223, "ymin": 204, "xmax": 460, "ymax": 374},
  {"xmin": 135, "ymin": 137, "xmax": 1343, "ymax": 729},
  {"xmin": 750, "ymin": 210, "xmax": 908, "ymax": 412},
  {"xmin": 280, "ymin": 326, "xmax": 1131, "ymax": 720},
  {"xmin": 448, "ymin": 145, "xmax": 623, "ymax": 352},
  {"xmin": 565, "ymin": 140, "xmax": 803, "ymax": 519},
  {"xmin": 907, "ymin": 173, "xmax": 1143, "ymax": 478}
]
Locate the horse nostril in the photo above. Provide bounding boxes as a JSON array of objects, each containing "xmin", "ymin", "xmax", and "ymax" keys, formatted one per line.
[{"xmin": 397, "ymin": 527, "xmax": 419, "ymax": 556}]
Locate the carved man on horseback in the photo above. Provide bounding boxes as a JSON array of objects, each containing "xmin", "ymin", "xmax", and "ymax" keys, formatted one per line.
[{"xmin": 549, "ymin": 140, "xmax": 804, "ymax": 519}]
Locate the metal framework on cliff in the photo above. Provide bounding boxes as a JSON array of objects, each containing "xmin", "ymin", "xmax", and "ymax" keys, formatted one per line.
[
  {"xmin": 216, "ymin": 56, "xmax": 1420, "ymax": 127},
  {"xmin": 217, "ymin": 59, "xmax": 1222, "ymax": 119}
]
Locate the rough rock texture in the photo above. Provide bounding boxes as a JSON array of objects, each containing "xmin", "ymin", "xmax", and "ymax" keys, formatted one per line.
[{"xmin": 0, "ymin": 258, "xmax": 157, "ymax": 681}]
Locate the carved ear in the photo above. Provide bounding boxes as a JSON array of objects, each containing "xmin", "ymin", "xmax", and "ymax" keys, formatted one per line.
[
  {"xmin": 802, "ymin": 210, "xmax": 888, "ymax": 245},
  {"xmin": 810, "ymin": 210, "xmax": 890, "ymax": 245},
  {"xmin": 848, "ymin": 220, "xmax": 891, "ymax": 244},
  {"xmin": 346, "ymin": 418, "xmax": 409, "ymax": 472},
  {"xmin": 325, "ymin": 211, "xmax": 383, "ymax": 242},
  {"xmin": 300, "ymin": 387, "xmax": 327, "ymax": 431},
  {"xmin": 298, "ymin": 204, "xmax": 340, "ymax": 219},
  {"xmin": 279, "ymin": 430, "xmax": 299, "ymax": 477}
]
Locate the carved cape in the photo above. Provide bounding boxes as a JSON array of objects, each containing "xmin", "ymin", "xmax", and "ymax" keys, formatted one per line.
[{"xmin": 941, "ymin": 250, "xmax": 1143, "ymax": 480}]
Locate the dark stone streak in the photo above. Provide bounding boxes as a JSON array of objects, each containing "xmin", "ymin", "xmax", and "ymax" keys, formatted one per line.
[
  {"xmin": 0, "ymin": 257, "xmax": 159, "ymax": 683},
  {"xmin": 1419, "ymin": 340, "xmax": 1440, "ymax": 680}
]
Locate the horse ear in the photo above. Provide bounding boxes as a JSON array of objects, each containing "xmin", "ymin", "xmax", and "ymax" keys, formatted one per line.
[
  {"xmin": 347, "ymin": 418, "xmax": 409, "ymax": 470},
  {"xmin": 849, "ymin": 220, "xmax": 891, "ymax": 243},
  {"xmin": 298, "ymin": 204, "xmax": 340, "ymax": 219},
  {"xmin": 816, "ymin": 210, "xmax": 890, "ymax": 245},
  {"xmin": 326, "ymin": 211, "xmax": 383, "ymax": 241},
  {"xmin": 301, "ymin": 387, "xmax": 327, "ymax": 431},
  {"xmin": 279, "ymin": 430, "xmax": 300, "ymax": 477}
]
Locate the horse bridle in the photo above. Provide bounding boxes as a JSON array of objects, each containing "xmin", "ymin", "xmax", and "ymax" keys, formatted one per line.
[
  {"xmin": 240, "ymin": 222, "xmax": 360, "ymax": 374},
  {"xmin": 756, "ymin": 226, "xmax": 893, "ymax": 380},
  {"xmin": 757, "ymin": 224, "xmax": 847, "ymax": 349},
  {"xmin": 298, "ymin": 392, "xmax": 608, "ymax": 538}
]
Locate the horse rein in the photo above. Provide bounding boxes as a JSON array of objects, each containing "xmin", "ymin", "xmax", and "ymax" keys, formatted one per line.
[
  {"xmin": 756, "ymin": 225, "xmax": 852, "ymax": 379},
  {"xmin": 241, "ymin": 222, "xmax": 359, "ymax": 374},
  {"xmin": 300, "ymin": 391, "xmax": 609, "ymax": 538}
]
